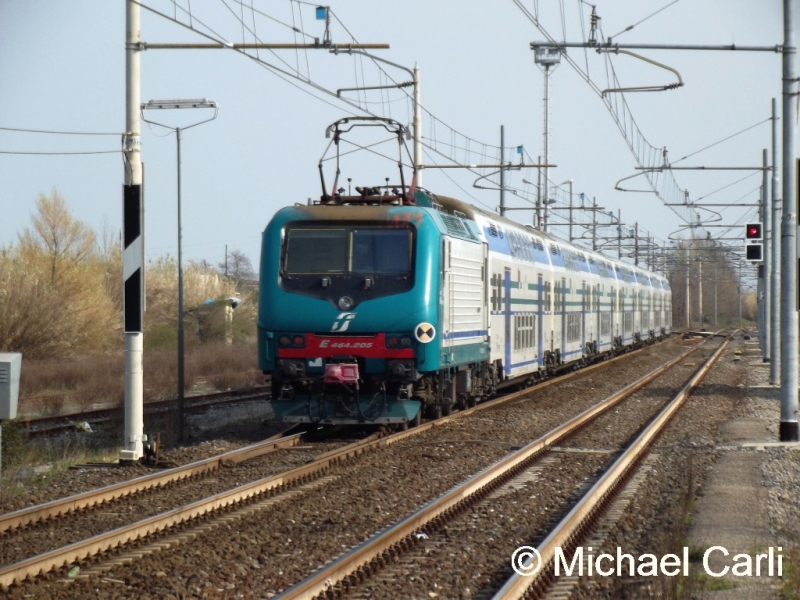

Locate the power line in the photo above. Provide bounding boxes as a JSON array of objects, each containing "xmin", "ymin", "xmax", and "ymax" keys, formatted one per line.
[
  {"xmin": 513, "ymin": 0, "xmax": 703, "ymax": 228},
  {"xmin": 608, "ymin": 0, "xmax": 684, "ymax": 40},
  {"xmin": 206, "ymin": 1, "xmax": 510, "ymax": 168},
  {"xmin": 0, "ymin": 126, "xmax": 119, "ymax": 136},
  {"xmin": 672, "ymin": 118, "xmax": 771, "ymax": 164},
  {"xmin": 0, "ymin": 149, "xmax": 121, "ymax": 155}
]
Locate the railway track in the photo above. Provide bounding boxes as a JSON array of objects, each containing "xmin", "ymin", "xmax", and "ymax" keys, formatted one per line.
[
  {"xmin": 273, "ymin": 335, "xmax": 728, "ymax": 599},
  {"xmin": 19, "ymin": 388, "xmax": 269, "ymax": 438},
  {"xmin": 0, "ymin": 337, "xmax": 696, "ymax": 594}
]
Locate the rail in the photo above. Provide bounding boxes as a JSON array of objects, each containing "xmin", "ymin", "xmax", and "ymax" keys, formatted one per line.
[
  {"xmin": 0, "ymin": 337, "xmax": 683, "ymax": 589},
  {"xmin": 273, "ymin": 340, "xmax": 713, "ymax": 599},
  {"xmin": 0, "ymin": 428, "xmax": 301, "ymax": 535},
  {"xmin": 491, "ymin": 335, "xmax": 730, "ymax": 599}
]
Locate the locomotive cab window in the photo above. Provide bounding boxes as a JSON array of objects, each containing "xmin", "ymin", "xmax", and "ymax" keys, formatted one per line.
[
  {"xmin": 284, "ymin": 228, "xmax": 347, "ymax": 274},
  {"xmin": 283, "ymin": 226, "xmax": 413, "ymax": 276},
  {"xmin": 351, "ymin": 229, "xmax": 412, "ymax": 274}
]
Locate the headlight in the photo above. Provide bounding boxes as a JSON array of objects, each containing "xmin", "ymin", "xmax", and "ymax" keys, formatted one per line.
[
  {"xmin": 278, "ymin": 335, "xmax": 292, "ymax": 347},
  {"xmin": 338, "ymin": 296, "xmax": 354, "ymax": 310}
]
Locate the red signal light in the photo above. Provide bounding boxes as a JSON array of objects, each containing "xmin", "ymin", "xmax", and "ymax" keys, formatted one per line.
[{"xmin": 745, "ymin": 222, "xmax": 762, "ymax": 240}]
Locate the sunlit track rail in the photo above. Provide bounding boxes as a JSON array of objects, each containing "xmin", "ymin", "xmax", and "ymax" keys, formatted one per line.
[
  {"xmin": 0, "ymin": 426, "xmax": 301, "ymax": 535},
  {"xmin": 492, "ymin": 335, "xmax": 730, "ymax": 600},
  {"xmin": 271, "ymin": 337, "xmax": 722, "ymax": 599},
  {"xmin": 0, "ymin": 338, "xmax": 679, "ymax": 590}
]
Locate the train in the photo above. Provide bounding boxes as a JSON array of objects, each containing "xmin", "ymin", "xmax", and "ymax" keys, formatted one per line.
[{"xmin": 257, "ymin": 118, "xmax": 672, "ymax": 426}]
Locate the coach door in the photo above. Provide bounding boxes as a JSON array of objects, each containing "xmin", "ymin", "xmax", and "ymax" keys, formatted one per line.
[
  {"xmin": 560, "ymin": 277, "xmax": 567, "ymax": 360},
  {"xmin": 611, "ymin": 286, "xmax": 617, "ymax": 338},
  {"xmin": 581, "ymin": 280, "xmax": 587, "ymax": 352},
  {"xmin": 504, "ymin": 268, "xmax": 512, "ymax": 376},
  {"xmin": 595, "ymin": 283, "xmax": 601, "ymax": 347},
  {"xmin": 537, "ymin": 273, "xmax": 544, "ymax": 367}
]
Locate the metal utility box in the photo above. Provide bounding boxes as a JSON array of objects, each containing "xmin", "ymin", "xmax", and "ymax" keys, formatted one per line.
[{"xmin": 0, "ymin": 353, "xmax": 21, "ymax": 420}]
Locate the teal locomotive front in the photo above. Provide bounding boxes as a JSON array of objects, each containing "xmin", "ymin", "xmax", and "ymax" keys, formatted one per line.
[{"xmin": 258, "ymin": 200, "xmax": 450, "ymax": 424}]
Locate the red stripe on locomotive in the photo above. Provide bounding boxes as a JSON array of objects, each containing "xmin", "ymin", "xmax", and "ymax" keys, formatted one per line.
[{"xmin": 277, "ymin": 333, "xmax": 415, "ymax": 359}]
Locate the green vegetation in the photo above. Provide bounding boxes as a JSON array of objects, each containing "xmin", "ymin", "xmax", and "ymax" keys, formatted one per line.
[
  {"xmin": 783, "ymin": 547, "xmax": 800, "ymax": 600},
  {"xmin": 687, "ymin": 573, "xmax": 738, "ymax": 592}
]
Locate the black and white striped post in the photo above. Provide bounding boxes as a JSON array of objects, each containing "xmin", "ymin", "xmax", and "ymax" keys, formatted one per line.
[{"xmin": 120, "ymin": 0, "xmax": 144, "ymax": 463}]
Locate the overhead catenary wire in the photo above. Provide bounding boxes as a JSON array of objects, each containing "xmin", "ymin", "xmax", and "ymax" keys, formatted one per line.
[
  {"xmin": 144, "ymin": 0, "xmax": 746, "ymax": 260},
  {"xmin": 693, "ymin": 171, "xmax": 761, "ymax": 202},
  {"xmin": 511, "ymin": 0, "xmax": 702, "ymax": 229},
  {"xmin": 148, "ymin": 0, "xmax": 507, "ymax": 172},
  {"xmin": 607, "ymin": 0, "xmax": 684, "ymax": 40},
  {"xmin": 0, "ymin": 126, "xmax": 119, "ymax": 136},
  {"xmin": 0, "ymin": 149, "xmax": 121, "ymax": 155},
  {"xmin": 134, "ymin": 1, "xmax": 366, "ymax": 117},
  {"xmin": 672, "ymin": 118, "xmax": 771, "ymax": 164},
  {"xmin": 218, "ymin": 0, "xmax": 512, "ymax": 168}
]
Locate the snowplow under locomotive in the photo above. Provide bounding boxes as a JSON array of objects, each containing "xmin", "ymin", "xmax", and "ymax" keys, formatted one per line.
[{"xmin": 257, "ymin": 118, "xmax": 672, "ymax": 426}]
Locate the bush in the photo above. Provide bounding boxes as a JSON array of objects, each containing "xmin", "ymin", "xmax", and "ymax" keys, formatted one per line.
[{"xmin": 1, "ymin": 420, "xmax": 30, "ymax": 472}]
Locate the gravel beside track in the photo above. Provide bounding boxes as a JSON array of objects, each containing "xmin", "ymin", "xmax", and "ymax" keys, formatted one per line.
[
  {"xmin": 1, "ymin": 337, "xmax": 703, "ymax": 599},
  {"xmin": 0, "ymin": 441, "xmax": 349, "ymax": 567},
  {"xmin": 569, "ymin": 334, "xmax": 788, "ymax": 600},
  {"xmin": 0, "ymin": 414, "xmax": 286, "ymax": 515}
]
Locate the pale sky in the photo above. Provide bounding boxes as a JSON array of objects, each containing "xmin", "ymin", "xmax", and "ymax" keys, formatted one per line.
[{"xmin": 0, "ymin": 0, "xmax": 790, "ymax": 281}]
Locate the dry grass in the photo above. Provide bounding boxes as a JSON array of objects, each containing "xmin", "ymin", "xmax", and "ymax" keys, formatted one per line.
[{"xmin": 17, "ymin": 342, "xmax": 263, "ymax": 417}]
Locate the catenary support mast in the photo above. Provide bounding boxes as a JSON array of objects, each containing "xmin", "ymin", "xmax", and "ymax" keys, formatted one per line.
[
  {"xmin": 770, "ymin": 98, "xmax": 781, "ymax": 385},
  {"xmin": 121, "ymin": 0, "xmax": 144, "ymax": 462},
  {"xmin": 779, "ymin": 0, "xmax": 799, "ymax": 441}
]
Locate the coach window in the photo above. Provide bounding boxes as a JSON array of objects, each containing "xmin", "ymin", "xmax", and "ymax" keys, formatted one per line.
[{"xmin": 554, "ymin": 282, "xmax": 561, "ymax": 313}]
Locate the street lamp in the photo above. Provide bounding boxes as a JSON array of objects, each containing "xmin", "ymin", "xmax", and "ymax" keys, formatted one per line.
[{"xmin": 141, "ymin": 98, "xmax": 218, "ymax": 442}]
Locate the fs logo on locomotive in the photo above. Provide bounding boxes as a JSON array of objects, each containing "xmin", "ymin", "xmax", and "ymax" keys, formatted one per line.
[{"xmin": 331, "ymin": 312, "xmax": 356, "ymax": 332}]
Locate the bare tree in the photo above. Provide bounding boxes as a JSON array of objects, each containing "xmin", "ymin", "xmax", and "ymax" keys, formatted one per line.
[
  {"xmin": 17, "ymin": 190, "xmax": 96, "ymax": 284},
  {"xmin": 218, "ymin": 248, "xmax": 256, "ymax": 288},
  {"xmin": 0, "ymin": 191, "xmax": 118, "ymax": 357}
]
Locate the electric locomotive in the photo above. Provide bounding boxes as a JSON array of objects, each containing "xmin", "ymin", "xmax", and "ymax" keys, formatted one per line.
[{"xmin": 257, "ymin": 117, "xmax": 672, "ymax": 426}]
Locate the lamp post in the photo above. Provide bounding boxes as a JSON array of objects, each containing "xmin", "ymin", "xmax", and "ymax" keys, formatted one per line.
[
  {"xmin": 739, "ymin": 260, "xmax": 743, "ymax": 328},
  {"xmin": 559, "ymin": 179, "xmax": 573, "ymax": 242},
  {"xmin": 694, "ymin": 257, "xmax": 704, "ymax": 329},
  {"xmin": 141, "ymin": 99, "xmax": 218, "ymax": 442},
  {"xmin": 714, "ymin": 261, "xmax": 718, "ymax": 327},
  {"xmin": 534, "ymin": 46, "xmax": 561, "ymax": 233},
  {"xmin": 685, "ymin": 256, "xmax": 691, "ymax": 329}
]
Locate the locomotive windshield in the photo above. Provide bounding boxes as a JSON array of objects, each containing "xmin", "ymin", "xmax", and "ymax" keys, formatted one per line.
[
  {"xmin": 283, "ymin": 226, "xmax": 413, "ymax": 275},
  {"xmin": 351, "ymin": 229, "xmax": 411, "ymax": 273},
  {"xmin": 284, "ymin": 228, "xmax": 348, "ymax": 274}
]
